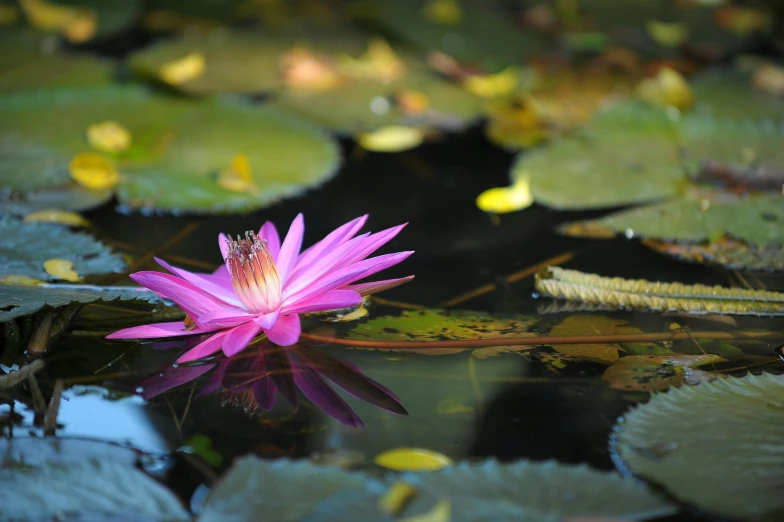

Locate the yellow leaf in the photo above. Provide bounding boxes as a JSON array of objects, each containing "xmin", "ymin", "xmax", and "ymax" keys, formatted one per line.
[
  {"xmin": 645, "ymin": 20, "xmax": 688, "ymax": 47},
  {"xmin": 18, "ymin": 0, "xmax": 95, "ymax": 42},
  {"xmin": 0, "ymin": 275, "xmax": 45, "ymax": 286},
  {"xmin": 159, "ymin": 52, "xmax": 206, "ymax": 85},
  {"xmin": 23, "ymin": 210, "xmax": 90, "ymax": 228},
  {"xmin": 379, "ymin": 482, "xmax": 417, "ymax": 516},
  {"xmin": 69, "ymin": 153, "xmax": 121, "ymax": 191},
  {"xmin": 216, "ymin": 153, "xmax": 256, "ymax": 192},
  {"xmin": 462, "ymin": 67, "xmax": 520, "ymax": 99},
  {"xmin": 753, "ymin": 64, "xmax": 784, "ymax": 96},
  {"xmin": 87, "ymin": 121, "xmax": 132, "ymax": 154},
  {"xmin": 358, "ymin": 126, "xmax": 424, "ymax": 152},
  {"xmin": 484, "ymin": 93, "xmax": 550, "ymax": 149},
  {"xmin": 422, "ymin": 0, "xmax": 463, "ymax": 26},
  {"xmin": 636, "ymin": 67, "xmax": 693, "ymax": 111},
  {"xmin": 374, "ymin": 448, "xmax": 453, "ymax": 471},
  {"xmin": 338, "ymin": 38, "xmax": 406, "ymax": 82},
  {"xmin": 396, "ymin": 89, "xmax": 431, "ymax": 115},
  {"xmin": 280, "ymin": 47, "xmax": 344, "ymax": 91},
  {"xmin": 400, "ymin": 499, "xmax": 451, "ymax": 522},
  {"xmin": 43, "ymin": 258, "xmax": 81, "ymax": 282},
  {"xmin": 476, "ymin": 176, "xmax": 533, "ymax": 214}
]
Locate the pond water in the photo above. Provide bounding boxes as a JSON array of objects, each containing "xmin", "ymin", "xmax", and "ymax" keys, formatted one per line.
[{"xmin": 2, "ymin": 1, "xmax": 784, "ymax": 521}]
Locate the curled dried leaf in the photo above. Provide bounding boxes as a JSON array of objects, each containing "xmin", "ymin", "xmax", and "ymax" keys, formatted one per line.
[
  {"xmin": 43, "ymin": 258, "xmax": 82, "ymax": 282},
  {"xmin": 69, "ymin": 153, "xmax": 121, "ymax": 191},
  {"xmin": 476, "ymin": 175, "xmax": 533, "ymax": 214},
  {"xmin": 358, "ymin": 126, "xmax": 424, "ymax": 152},
  {"xmin": 24, "ymin": 210, "xmax": 90, "ymax": 228}
]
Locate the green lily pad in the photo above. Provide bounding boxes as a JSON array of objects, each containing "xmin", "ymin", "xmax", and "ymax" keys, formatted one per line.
[
  {"xmin": 601, "ymin": 354, "xmax": 725, "ymax": 392},
  {"xmin": 0, "ymin": 284, "xmax": 159, "ymax": 322},
  {"xmin": 270, "ymin": 64, "xmax": 482, "ymax": 133},
  {"xmin": 353, "ymin": 0, "xmax": 545, "ymax": 71},
  {"xmin": 691, "ymin": 69, "xmax": 784, "ymax": 121},
  {"xmin": 612, "ymin": 373, "xmax": 784, "ymax": 521},
  {"xmin": 644, "ymin": 237, "xmax": 784, "ymax": 272},
  {"xmin": 0, "ymin": 85, "xmax": 341, "ymax": 213},
  {"xmin": 0, "ymin": 458, "xmax": 189, "ymax": 521},
  {"xmin": 346, "ymin": 309, "xmax": 537, "ymax": 356},
  {"xmin": 0, "ymin": 216, "xmax": 126, "ymax": 280},
  {"xmin": 198, "ymin": 456, "xmax": 385, "ymax": 522},
  {"xmin": 514, "ymin": 101, "xmax": 683, "ymax": 210},
  {"xmin": 0, "ymin": 30, "xmax": 115, "ymax": 93},
  {"xmin": 591, "ymin": 195, "xmax": 784, "ymax": 246},
  {"xmin": 0, "ymin": 183, "xmax": 113, "ymax": 214}
]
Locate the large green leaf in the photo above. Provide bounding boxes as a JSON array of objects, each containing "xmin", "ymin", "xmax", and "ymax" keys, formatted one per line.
[
  {"xmin": 515, "ymin": 101, "xmax": 683, "ymax": 210},
  {"xmin": 346, "ymin": 309, "xmax": 536, "ymax": 356},
  {"xmin": 0, "ymin": 86, "xmax": 341, "ymax": 213},
  {"xmin": 0, "ymin": 216, "xmax": 126, "ymax": 280},
  {"xmin": 691, "ymin": 69, "xmax": 784, "ymax": 121},
  {"xmin": 0, "ymin": 284, "xmax": 159, "ymax": 322},
  {"xmin": 0, "ymin": 30, "xmax": 115, "ymax": 94},
  {"xmin": 612, "ymin": 373, "xmax": 784, "ymax": 521}
]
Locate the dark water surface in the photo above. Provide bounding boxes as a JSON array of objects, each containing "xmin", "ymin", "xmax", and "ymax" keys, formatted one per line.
[{"xmin": 11, "ymin": 128, "xmax": 779, "ymax": 521}]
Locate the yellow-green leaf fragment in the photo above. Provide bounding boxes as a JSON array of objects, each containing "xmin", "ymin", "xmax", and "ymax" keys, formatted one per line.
[
  {"xmin": 43, "ymin": 259, "xmax": 81, "ymax": 282},
  {"xmin": 86, "ymin": 121, "xmax": 131, "ymax": 153},
  {"xmin": 374, "ymin": 448, "xmax": 453, "ymax": 471},
  {"xmin": 216, "ymin": 153, "xmax": 256, "ymax": 193},
  {"xmin": 69, "ymin": 153, "xmax": 121, "ymax": 191},
  {"xmin": 379, "ymin": 482, "xmax": 417, "ymax": 516},
  {"xmin": 476, "ymin": 175, "xmax": 533, "ymax": 214},
  {"xmin": 637, "ymin": 67, "xmax": 694, "ymax": 111},
  {"xmin": 358, "ymin": 126, "xmax": 424, "ymax": 152},
  {"xmin": 23, "ymin": 210, "xmax": 89, "ymax": 228},
  {"xmin": 421, "ymin": 0, "xmax": 463, "ymax": 26},
  {"xmin": 462, "ymin": 66, "xmax": 519, "ymax": 99},
  {"xmin": 535, "ymin": 266, "xmax": 784, "ymax": 316},
  {"xmin": 159, "ymin": 52, "xmax": 206, "ymax": 85},
  {"xmin": 400, "ymin": 499, "xmax": 451, "ymax": 522},
  {"xmin": 0, "ymin": 275, "xmax": 45, "ymax": 286}
]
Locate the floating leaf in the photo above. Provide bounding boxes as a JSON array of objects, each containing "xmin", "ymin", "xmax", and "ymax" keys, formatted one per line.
[
  {"xmin": 0, "ymin": 183, "xmax": 113, "ymax": 214},
  {"xmin": 549, "ymin": 315, "xmax": 642, "ymax": 365},
  {"xmin": 86, "ymin": 120, "xmax": 131, "ymax": 153},
  {"xmin": 612, "ymin": 373, "xmax": 784, "ymax": 520},
  {"xmin": 476, "ymin": 175, "xmax": 533, "ymax": 214},
  {"xmin": 159, "ymin": 51, "xmax": 206, "ymax": 85},
  {"xmin": 578, "ymin": 195, "xmax": 784, "ymax": 246},
  {"xmin": 0, "ymin": 437, "xmax": 139, "ymax": 467},
  {"xmin": 0, "ymin": 216, "xmax": 125, "ymax": 281},
  {"xmin": 374, "ymin": 448, "xmax": 453, "ymax": 471},
  {"xmin": 0, "ymin": 458, "xmax": 190, "ymax": 521},
  {"xmin": 380, "ymin": 482, "xmax": 417, "ymax": 515},
  {"xmin": 358, "ymin": 125, "xmax": 424, "ymax": 152},
  {"xmin": 23, "ymin": 209, "xmax": 89, "ymax": 227},
  {"xmin": 199, "ymin": 456, "xmax": 384, "ymax": 522},
  {"xmin": 401, "ymin": 499, "xmax": 451, "ymax": 522},
  {"xmin": 513, "ymin": 101, "xmax": 682, "ymax": 210},
  {"xmin": 347, "ymin": 309, "xmax": 536, "ymax": 356},
  {"xmin": 338, "ymin": 38, "xmax": 406, "ymax": 82},
  {"xmin": 421, "ymin": 0, "xmax": 462, "ymax": 26},
  {"xmin": 0, "ymin": 86, "xmax": 340, "ymax": 213},
  {"xmin": 753, "ymin": 63, "xmax": 784, "ymax": 97},
  {"xmin": 18, "ymin": 0, "xmax": 141, "ymax": 41},
  {"xmin": 43, "ymin": 258, "xmax": 81, "ymax": 282},
  {"xmin": 535, "ymin": 266, "xmax": 784, "ymax": 316},
  {"xmin": 0, "ymin": 283, "xmax": 159, "ymax": 322},
  {"xmin": 636, "ymin": 67, "xmax": 693, "ymax": 111},
  {"xmin": 644, "ymin": 237, "xmax": 784, "ymax": 272},
  {"xmin": 690, "ymin": 69, "xmax": 784, "ymax": 120},
  {"xmin": 462, "ymin": 67, "xmax": 520, "ymax": 99},
  {"xmin": 216, "ymin": 153, "xmax": 255, "ymax": 193},
  {"xmin": 68, "ymin": 152, "xmax": 121, "ymax": 190},
  {"xmin": 181, "ymin": 434, "xmax": 222, "ymax": 467},
  {"xmin": 601, "ymin": 354, "xmax": 725, "ymax": 392}
]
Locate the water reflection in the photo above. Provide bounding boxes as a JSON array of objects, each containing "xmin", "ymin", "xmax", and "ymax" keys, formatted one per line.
[{"xmin": 140, "ymin": 340, "xmax": 407, "ymax": 428}]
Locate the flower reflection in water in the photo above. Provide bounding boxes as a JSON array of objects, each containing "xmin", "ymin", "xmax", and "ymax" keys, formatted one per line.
[{"xmin": 140, "ymin": 340, "xmax": 406, "ymax": 428}]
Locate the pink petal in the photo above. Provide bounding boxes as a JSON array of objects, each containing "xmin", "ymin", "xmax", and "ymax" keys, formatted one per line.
[
  {"xmin": 293, "ymin": 215, "xmax": 368, "ymax": 273},
  {"xmin": 253, "ymin": 308, "xmax": 280, "ymax": 330},
  {"xmin": 106, "ymin": 321, "xmax": 219, "ymax": 340},
  {"xmin": 253, "ymin": 375, "xmax": 277, "ymax": 411},
  {"xmin": 213, "ymin": 265, "xmax": 230, "ymax": 279},
  {"xmin": 219, "ymin": 233, "xmax": 230, "ymax": 260},
  {"xmin": 199, "ymin": 362, "xmax": 228, "ymax": 395},
  {"xmin": 283, "ymin": 290, "xmax": 362, "ymax": 315},
  {"xmin": 155, "ymin": 257, "xmax": 242, "ymax": 308},
  {"xmin": 334, "ymin": 224, "xmax": 407, "ymax": 270},
  {"xmin": 198, "ymin": 309, "xmax": 256, "ymax": 328},
  {"xmin": 259, "ymin": 221, "xmax": 281, "ymax": 260},
  {"xmin": 176, "ymin": 331, "xmax": 229, "ymax": 363},
  {"xmin": 275, "ymin": 214, "xmax": 305, "ymax": 285},
  {"xmin": 345, "ymin": 275, "xmax": 415, "ymax": 296},
  {"xmin": 290, "ymin": 352, "xmax": 363, "ymax": 428},
  {"xmin": 263, "ymin": 313, "xmax": 301, "ymax": 346},
  {"xmin": 222, "ymin": 321, "xmax": 262, "ymax": 357},
  {"xmin": 130, "ymin": 271, "xmax": 239, "ymax": 318},
  {"xmin": 139, "ymin": 363, "xmax": 215, "ymax": 400}
]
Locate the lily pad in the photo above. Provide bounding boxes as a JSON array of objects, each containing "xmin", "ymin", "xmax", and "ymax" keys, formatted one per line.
[
  {"xmin": 0, "ymin": 284, "xmax": 159, "ymax": 322},
  {"xmin": 0, "ymin": 85, "xmax": 341, "ymax": 213},
  {"xmin": 0, "ymin": 30, "xmax": 115, "ymax": 93},
  {"xmin": 601, "ymin": 354, "xmax": 725, "ymax": 392},
  {"xmin": 643, "ymin": 238, "xmax": 784, "ymax": 272},
  {"xmin": 514, "ymin": 101, "xmax": 683, "ymax": 210},
  {"xmin": 0, "ymin": 183, "xmax": 113, "ymax": 214},
  {"xmin": 691, "ymin": 69, "xmax": 784, "ymax": 121},
  {"xmin": 346, "ymin": 309, "xmax": 536, "ymax": 356},
  {"xmin": 589, "ymin": 195, "xmax": 784, "ymax": 246},
  {"xmin": 198, "ymin": 456, "xmax": 385, "ymax": 522},
  {"xmin": 612, "ymin": 373, "xmax": 784, "ymax": 521},
  {"xmin": 548, "ymin": 315, "xmax": 642, "ymax": 365},
  {"xmin": 0, "ymin": 437, "xmax": 139, "ymax": 468},
  {"xmin": 0, "ymin": 216, "xmax": 125, "ymax": 280},
  {"xmin": 0, "ymin": 458, "xmax": 189, "ymax": 521}
]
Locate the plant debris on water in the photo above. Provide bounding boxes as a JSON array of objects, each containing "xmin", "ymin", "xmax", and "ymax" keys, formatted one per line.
[{"xmin": 1, "ymin": 0, "xmax": 783, "ymax": 520}]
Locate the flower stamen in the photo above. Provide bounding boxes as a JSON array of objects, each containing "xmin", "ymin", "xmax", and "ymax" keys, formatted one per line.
[{"xmin": 225, "ymin": 231, "xmax": 281, "ymax": 313}]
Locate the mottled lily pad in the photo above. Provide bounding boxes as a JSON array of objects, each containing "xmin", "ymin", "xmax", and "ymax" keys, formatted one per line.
[
  {"xmin": 0, "ymin": 216, "xmax": 126, "ymax": 280},
  {"xmin": 644, "ymin": 238, "xmax": 784, "ymax": 272},
  {"xmin": 514, "ymin": 101, "xmax": 683, "ymax": 210},
  {"xmin": 346, "ymin": 309, "xmax": 536, "ymax": 356},
  {"xmin": 0, "ymin": 86, "xmax": 341, "ymax": 213},
  {"xmin": 548, "ymin": 315, "xmax": 642, "ymax": 365},
  {"xmin": 612, "ymin": 373, "xmax": 784, "ymax": 521},
  {"xmin": 601, "ymin": 354, "xmax": 725, "ymax": 392}
]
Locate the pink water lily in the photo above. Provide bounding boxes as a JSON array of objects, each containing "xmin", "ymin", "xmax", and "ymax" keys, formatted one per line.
[{"xmin": 107, "ymin": 214, "xmax": 413, "ymax": 363}]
